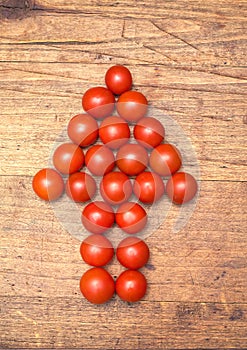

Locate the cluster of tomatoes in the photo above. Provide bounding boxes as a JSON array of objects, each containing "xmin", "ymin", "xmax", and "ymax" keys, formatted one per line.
[{"xmin": 32, "ymin": 65, "xmax": 198, "ymax": 304}]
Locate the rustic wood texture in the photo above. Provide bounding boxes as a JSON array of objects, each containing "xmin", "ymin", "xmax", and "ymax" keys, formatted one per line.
[{"xmin": 0, "ymin": 0, "xmax": 246, "ymax": 349}]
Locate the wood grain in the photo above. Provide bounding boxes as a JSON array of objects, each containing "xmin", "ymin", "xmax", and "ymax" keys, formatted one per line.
[{"xmin": 0, "ymin": 0, "xmax": 246, "ymax": 349}]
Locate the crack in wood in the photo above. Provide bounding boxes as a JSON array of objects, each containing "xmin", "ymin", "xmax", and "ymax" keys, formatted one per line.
[
  {"xmin": 142, "ymin": 43, "xmax": 178, "ymax": 63},
  {"xmin": 150, "ymin": 20, "xmax": 200, "ymax": 52}
]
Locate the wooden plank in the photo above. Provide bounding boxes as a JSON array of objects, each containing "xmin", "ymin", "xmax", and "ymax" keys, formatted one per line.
[
  {"xmin": 0, "ymin": 296, "xmax": 246, "ymax": 349},
  {"xmin": 0, "ymin": 2, "xmax": 246, "ymax": 66}
]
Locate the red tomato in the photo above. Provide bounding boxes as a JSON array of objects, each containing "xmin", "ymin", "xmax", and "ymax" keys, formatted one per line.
[
  {"xmin": 166, "ymin": 172, "xmax": 198, "ymax": 205},
  {"xmin": 133, "ymin": 171, "xmax": 165, "ymax": 204},
  {"xmin": 116, "ymin": 143, "xmax": 148, "ymax": 176},
  {"xmin": 80, "ymin": 234, "xmax": 114, "ymax": 267},
  {"xmin": 134, "ymin": 116, "xmax": 165, "ymax": 149},
  {"xmin": 116, "ymin": 270, "xmax": 147, "ymax": 302},
  {"xmin": 100, "ymin": 171, "xmax": 132, "ymax": 205},
  {"xmin": 85, "ymin": 145, "xmax": 115, "ymax": 176},
  {"xmin": 82, "ymin": 87, "xmax": 115, "ymax": 119},
  {"xmin": 116, "ymin": 236, "xmax": 150, "ymax": 270},
  {"xmin": 116, "ymin": 91, "xmax": 148, "ymax": 123},
  {"xmin": 80, "ymin": 267, "xmax": 115, "ymax": 304},
  {"xmin": 82, "ymin": 201, "xmax": 115, "ymax": 234},
  {"xmin": 65, "ymin": 172, "xmax": 96, "ymax": 202},
  {"xmin": 149, "ymin": 143, "xmax": 182, "ymax": 177},
  {"xmin": 115, "ymin": 202, "xmax": 147, "ymax": 234},
  {"xmin": 52, "ymin": 143, "xmax": 84, "ymax": 175},
  {"xmin": 105, "ymin": 65, "xmax": 132, "ymax": 95},
  {"xmin": 32, "ymin": 168, "xmax": 64, "ymax": 201},
  {"xmin": 67, "ymin": 114, "xmax": 98, "ymax": 147},
  {"xmin": 99, "ymin": 116, "xmax": 130, "ymax": 149}
]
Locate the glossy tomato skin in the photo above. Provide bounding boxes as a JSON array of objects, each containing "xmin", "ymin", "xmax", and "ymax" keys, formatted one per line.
[
  {"xmin": 99, "ymin": 116, "xmax": 130, "ymax": 149},
  {"xmin": 32, "ymin": 168, "xmax": 64, "ymax": 201},
  {"xmin": 149, "ymin": 143, "xmax": 182, "ymax": 177},
  {"xmin": 133, "ymin": 171, "xmax": 165, "ymax": 204},
  {"xmin": 105, "ymin": 65, "xmax": 132, "ymax": 95},
  {"xmin": 115, "ymin": 202, "xmax": 147, "ymax": 234},
  {"xmin": 85, "ymin": 145, "xmax": 115, "ymax": 176},
  {"xmin": 52, "ymin": 143, "xmax": 84, "ymax": 175},
  {"xmin": 100, "ymin": 171, "xmax": 132, "ymax": 206},
  {"xmin": 82, "ymin": 87, "xmax": 115, "ymax": 119},
  {"xmin": 80, "ymin": 267, "xmax": 115, "ymax": 304},
  {"xmin": 67, "ymin": 114, "xmax": 98, "ymax": 147},
  {"xmin": 116, "ymin": 237, "xmax": 150, "ymax": 270},
  {"xmin": 116, "ymin": 91, "xmax": 148, "ymax": 123},
  {"xmin": 116, "ymin": 143, "xmax": 148, "ymax": 176},
  {"xmin": 80, "ymin": 234, "xmax": 114, "ymax": 267},
  {"xmin": 82, "ymin": 201, "xmax": 115, "ymax": 234},
  {"xmin": 65, "ymin": 172, "xmax": 96, "ymax": 202},
  {"xmin": 116, "ymin": 270, "xmax": 147, "ymax": 302},
  {"xmin": 166, "ymin": 172, "xmax": 198, "ymax": 205},
  {"xmin": 134, "ymin": 116, "xmax": 165, "ymax": 149}
]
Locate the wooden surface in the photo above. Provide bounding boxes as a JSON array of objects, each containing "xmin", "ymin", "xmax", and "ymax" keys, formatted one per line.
[{"xmin": 0, "ymin": 0, "xmax": 246, "ymax": 349}]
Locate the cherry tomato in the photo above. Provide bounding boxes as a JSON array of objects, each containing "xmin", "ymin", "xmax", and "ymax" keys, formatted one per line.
[
  {"xmin": 116, "ymin": 236, "xmax": 150, "ymax": 270},
  {"xmin": 85, "ymin": 145, "xmax": 115, "ymax": 176},
  {"xmin": 52, "ymin": 143, "xmax": 84, "ymax": 175},
  {"xmin": 82, "ymin": 86, "xmax": 115, "ymax": 119},
  {"xmin": 149, "ymin": 143, "xmax": 182, "ymax": 177},
  {"xmin": 116, "ymin": 91, "xmax": 148, "ymax": 123},
  {"xmin": 99, "ymin": 116, "xmax": 130, "ymax": 149},
  {"xmin": 116, "ymin": 270, "xmax": 147, "ymax": 302},
  {"xmin": 115, "ymin": 202, "xmax": 147, "ymax": 234},
  {"xmin": 134, "ymin": 116, "xmax": 165, "ymax": 149},
  {"xmin": 80, "ymin": 267, "xmax": 115, "ymax": 304},
  {"xmin": 32, "ymin": 168, "xmax": 64, "ymax": 201},
  {"xmin": 105, "ymin": 65, "xmax": 132, "ymax": 95},
  {"xmin": 133, "ymin": 171, "xmax": 165, "ymax": 204},
  {"xmin": 80, "ymin": 234, "xmax": 114, "ymax": 267},
  {"xmin": 67, "ymin": 114, "xmax": 98, "ymax": 147},
  {"xmin": 166, "ymin": 172, "xmax": 198, "ymax": 205},
  {"xmin": 116, "ymin": 143, "xmax": 148, "ymax": 176},
  {"xmin": 82, "ymin": 201, "xmax": 115, "ymax": 234},
  {"xmin": 100, "ymin": 171, "xmax": 132, "ymax": 205},
  {"xmin": 65, "ymin": 171, "xmax": 96, "ymax": 202}
]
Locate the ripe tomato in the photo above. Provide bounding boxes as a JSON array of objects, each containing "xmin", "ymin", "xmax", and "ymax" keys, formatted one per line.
[
  {"xmin": 67, "ymin": 114, "xmax": 98, "ymax": 147},
  {"xmin": 65, "ymin": 172, "xmax": 96, "ymax": 202},
  {"xmin": 99, "ymin": 116, "xmax": 130, "ymax": 149},
  {"xmin": 115, "ymin": 202, "xmax": 147, "ymax": 234},
  {"xmin": 133, "ymin": 171, "xmax": 165, "ymax": 204},
  {"xmin": 52, "ymin": 143, "xmax": 84, "ymax": 175},
  {"xmin": 32, "ymin": 168, "xmax": 64, "ymax": 201},
  {"xmin": 149, "ymin": 143, "xmax": 182, "ymax": 177},
  {"xmin": 82, "ymin": 86, "xmax": 115, "ymax": 119},
  {"xmin": 116, "ymin": 270, "xmax": 147, "ymax": 302},
  {"xmin": 85, "ymin": 145, "xmax": 115, "ymax": 176},
  {"xmin": 116, "ymin": 90, "xmax": 148, "ymax": 123},
  {"xmin": 100, "ymin": 171, "xmax": 132, "ymax": 205},
  {"xmin": 116, "ymin": 143, "xmax": 148, "ymax": 176},
  {"xmin": 82, "ymin": 201, "xmax": 115, "ymax": 234},
  {"xmin": 80, "ymin": 234, "xmax": 114, "ymax": 267},
  {"xmin": 105, "ymin": 65, "xmax": 132, "ymax": 95},
  {"xmin": 80, "ymin": 267, "xmax": 115, "ymax": 304},
  {"xmin": 116, "ymin": 236, "xmax": 150, "ymax": 270},
  {"xmin": 166, "ymin": 172, "xmax": 198, "ymax": 205},
  {"xmin": 134, "ymin": 116, "xmax": 165, "ymax": 149}
]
